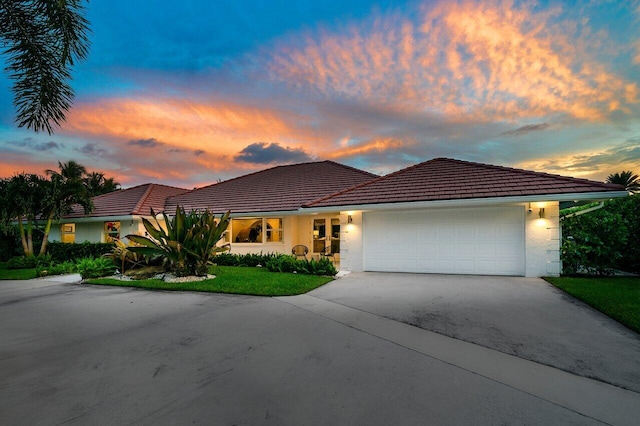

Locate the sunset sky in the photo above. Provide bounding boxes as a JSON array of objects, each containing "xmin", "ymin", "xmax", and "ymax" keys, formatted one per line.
[{"xmin": 1, "ymin": 0, "xmax": 639, "ymax": 188}]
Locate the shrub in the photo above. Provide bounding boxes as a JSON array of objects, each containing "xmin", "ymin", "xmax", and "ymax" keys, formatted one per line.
[
  {"xmin": 47, "ymin": 241, "xmax": 114, "ymax": 263},
  {"xmin": 603, "ymin": 195, "xmax": 640, "ymax": 273},
  {"xmin": 36, "ymin": 261, "xmax": 76, "ymax": 277},
  {"xmin": 561, "ymin": 209, "xmax": 627, "ymax": 276},
  {"xmin": 6, "ymin": 256, "xmax": 38, "ymax": 269},
  {"xmin": 104, "ymin": 239, "xmax": 155, "ymax": 274},
  {"xmin": 76, "ymin": 257, "xmax": 117, "ymax": 279},
  {"xmin": 265, "ymin": 255, "xmax": 337, "ymax": 276},
  {"xmin": 265, "ymin": 255, "xmax": 299, "ymax": 273},
  {"xmin": 127, "ymin": 207, "xmax": 230, "ymax": 277}
]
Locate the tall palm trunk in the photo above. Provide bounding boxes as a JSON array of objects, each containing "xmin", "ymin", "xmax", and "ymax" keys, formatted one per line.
[
  {"xmin": 17, "ymin": 215, "xmax": 31, "ymax": 256},
  {"xmin": 39, "ymin": 212, "xmax": 54, "ymax": 256}
]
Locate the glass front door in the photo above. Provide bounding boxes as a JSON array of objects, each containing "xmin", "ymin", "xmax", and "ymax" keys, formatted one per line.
[{"xmin": 313, "ymin": 217, "xmax": 340, "ymax": 254}]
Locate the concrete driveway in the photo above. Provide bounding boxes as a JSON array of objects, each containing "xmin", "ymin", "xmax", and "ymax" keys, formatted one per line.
[
  {"xmin": 1, "ymin": 275, "xmax": 640, "ymax": 425},
  {"xmin": 310, "ymin": 272, "xmax": 640, "ymax": 393}
]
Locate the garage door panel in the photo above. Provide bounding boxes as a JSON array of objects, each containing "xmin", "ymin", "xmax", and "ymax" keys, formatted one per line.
[{"xmin": 364, "ymin": 207, "xmax": 524, "ymax": 276}]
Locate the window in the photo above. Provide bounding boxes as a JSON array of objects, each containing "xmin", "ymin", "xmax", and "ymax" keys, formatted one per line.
[
  {"xmin": 60, "ymin": 223, "xmax": 75, "ymax": 243},
  {"xmin": 231, "ymin": 218, "xmax": 283, "ymax": 243},
  {"xmin": 265, "ymin": 218, "xmax": 283, "ymax": 243},
  {"xmin": 104, "ymin": 221, "xmax": 121, "ymax": 242}
]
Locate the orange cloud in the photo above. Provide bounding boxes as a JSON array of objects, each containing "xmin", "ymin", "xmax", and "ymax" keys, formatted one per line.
[
  {"xmin": 61, "ymin": 96, "xmax": 331, "ymax": 172},
  {"xmin": 269, "ymin": 0, "xmax": 638, "ymax": 122},
  {"xmin": 324, "ymin": 137, "xmax": 409, "ymax": 159}
]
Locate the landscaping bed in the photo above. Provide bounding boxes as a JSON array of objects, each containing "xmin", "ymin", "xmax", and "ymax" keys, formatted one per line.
[
  {"xmin": 85, "ymin": 265, "xmax": 333, "ymax": 296},
  {"xmin": 545, "ymin": 276, "xmax": 640, "ymax": 334}
]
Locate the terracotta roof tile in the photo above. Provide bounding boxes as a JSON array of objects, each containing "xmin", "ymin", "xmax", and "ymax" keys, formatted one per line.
[
  {"xmin": 65, "ymin": 184, "xmax": 188, "ymax": 218},
  {"xmin": 165, "ymin": 161, "xmax": 378, "ymax": 214},
  {"xmin": 305, "ymin": 158, "xmax": 624, "ymax": 208}
]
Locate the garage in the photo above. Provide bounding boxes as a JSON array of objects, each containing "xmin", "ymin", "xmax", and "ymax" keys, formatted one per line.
[{"xmin": 363, "ymin": 206, "xmax": 525, "ymax": 276}]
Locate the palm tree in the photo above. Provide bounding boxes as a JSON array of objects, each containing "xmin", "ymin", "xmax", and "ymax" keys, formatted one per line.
[
  {"xmin": 0, "ymin": 0, "xmax": 91, "ymax": 134},
  {"xmin": 84, "ymin": 171, "xmax": 121, "ymax": 196},
  {"xmin": 40, "ymin": 161, "xmax": 92, "ymax": 255},
  {"xmin": 606, "ymin": 171, "xmax": 639, "ymax": 193},
  {"xmin": 3, "ymin": 173, "xmax": 47, "ymax": 256}
]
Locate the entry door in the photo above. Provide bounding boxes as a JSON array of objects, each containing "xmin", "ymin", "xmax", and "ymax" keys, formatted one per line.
[{"xmin": 312, "ymin": 217, "xmax": 340, "ymax": 254}]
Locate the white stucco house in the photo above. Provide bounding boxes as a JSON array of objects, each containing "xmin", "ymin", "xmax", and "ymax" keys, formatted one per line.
[{"xmin": 52, "ymin": 158, "xmax": 627, "ymax": 277}]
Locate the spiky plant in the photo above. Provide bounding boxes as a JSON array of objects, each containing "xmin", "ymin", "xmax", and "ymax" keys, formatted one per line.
[{"xmin": 126, "ymin": 206, "xmax": 230, "ymax": 277}]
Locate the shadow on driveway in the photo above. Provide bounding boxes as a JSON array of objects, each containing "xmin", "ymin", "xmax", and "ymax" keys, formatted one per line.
[{"xmin": 309, "ymin": 272, "xmax": 640, "ymax": 392}]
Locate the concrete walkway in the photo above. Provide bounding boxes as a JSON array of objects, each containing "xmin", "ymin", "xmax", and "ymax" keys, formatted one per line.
[{"xmin": 2, "ymin": 276, "xmax": 640, "ymax": 425}]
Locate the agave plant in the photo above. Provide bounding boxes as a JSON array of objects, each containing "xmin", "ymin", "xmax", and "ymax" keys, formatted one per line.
[
  {"xmin": 126, "ymin": 206, "xmax": 231, "ymax": 277},
  {"xmin": 104, "ymin": 239, "xmax": 148, "ymax": 274}
]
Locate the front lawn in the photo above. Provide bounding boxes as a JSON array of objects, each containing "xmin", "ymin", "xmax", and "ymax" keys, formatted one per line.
[
  {"xmin": 0, "ymin": 262, "xmax": 37, "ymax": 280},
  {"xmin": 84, "ymin": 265, "xmax": 333, "ymax": 296},
  {"xmin": 544, "ymin": 276, "xmax": 640, "ymax": 334}
]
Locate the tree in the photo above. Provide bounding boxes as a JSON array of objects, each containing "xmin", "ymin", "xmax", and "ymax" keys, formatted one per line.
[
  {"xmin": 0, "ymin": 0, "xmax": 91, "ymax": 134},
  {"xmin": 606, "ymin": 171, "xmax": 639, "ymax": 193},
  {"xmin": 2, "ymin": 173, "xmax": 47, "ymax": 256},
  {"xmin": 84, "ymin": 171, "xmax": 121, "ymax": 196},
  {"xmin": 40, "ymin": 163, "xmax": 93, "ymax": 255}
]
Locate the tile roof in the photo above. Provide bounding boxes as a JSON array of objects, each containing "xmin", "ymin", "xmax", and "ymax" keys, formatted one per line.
[
  {"xmin": 304, "ymin": 158, "xmax": 625, "ymax": 208},
  {"xmin": 165, "ymin": 161, "xmax": 379, "ymax": 214},
  {"xmin": 65, "ymin": 183, "xmax": 188, "ymax": 218}
]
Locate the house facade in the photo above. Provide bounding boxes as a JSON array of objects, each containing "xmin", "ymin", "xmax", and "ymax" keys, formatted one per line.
[
  {"xmin": 52, "ymin": 159, "xmax": 627, "ymax": 277},
  {"xmin": 49, "ymin": 183, "xmax": 188, "ymax": 244}
]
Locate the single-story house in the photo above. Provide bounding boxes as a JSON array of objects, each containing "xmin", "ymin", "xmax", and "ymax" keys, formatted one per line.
[
  {"xmin": 49, "ymin": 183, "xmax": 188, "ymax": 243},
  {"xmin": 51, "ymin": 158, "xmax": 627, "ymax": 277}
]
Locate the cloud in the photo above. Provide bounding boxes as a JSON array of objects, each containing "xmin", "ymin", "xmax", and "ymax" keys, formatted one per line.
[
  {"xmin": 516, "ymin": 138, "xmax": 640, "ymax": 180},
  {"xmin": 268, "ymin": 0, "xmax": 639, "ymax": 122},
  {"xmin": 75, "ymin": 143, "xmax": 108, "ymax": 157},
  {"xmin": 234, "ymin": 142, "xmax": 313, "ymax": 164},
  {"xmin": 193, "ymin": 149, "xmax": 205, "ymax": 157},
  {"xmin": 128, "ymin": 138, "xmax": 164, "ymax": 148},
  {"xmin": 501, "ymin": 123, "xmax": 550, "ymax": 136},
  {"xmin": 11, "ymin": 138, "xmax": 64, "ymax": 152}
]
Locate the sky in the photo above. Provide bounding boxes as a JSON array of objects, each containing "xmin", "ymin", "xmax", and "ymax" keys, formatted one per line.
[{"xmin": 1, "ymin": 0, "xmax": 639, "ymax": 189}]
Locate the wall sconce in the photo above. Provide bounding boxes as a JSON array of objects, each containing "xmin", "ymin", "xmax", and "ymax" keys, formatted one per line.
[
  {"xmin": 347, "ymin": 215, "xmax": 353, "ymax": 224},
  {"xmin": 538, "ymin": 208, "xmax": 545, "ymax": 218}
]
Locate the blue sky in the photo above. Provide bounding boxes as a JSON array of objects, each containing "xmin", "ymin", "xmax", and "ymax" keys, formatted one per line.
[{"xmin": 1, "ymin": 0, "xmax": 639, "ymax": 188}]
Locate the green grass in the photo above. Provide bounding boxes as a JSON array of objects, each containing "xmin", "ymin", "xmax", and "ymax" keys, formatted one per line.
[
  {"xmin": 545, "ymin": 276, "xmax": 640, "ymax": 334},
  {"xmin": 0, "ymin": 262, "xmax": 37, "ymax": 280},
  {"xmin": 84, "ymin": 265, "xmax": 334, "ymax": 296}
]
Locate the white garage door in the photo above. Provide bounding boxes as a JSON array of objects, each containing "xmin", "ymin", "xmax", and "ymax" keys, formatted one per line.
[{"xmin": 363, "ymin": 207, "xmax": 525, "ymax": 276}]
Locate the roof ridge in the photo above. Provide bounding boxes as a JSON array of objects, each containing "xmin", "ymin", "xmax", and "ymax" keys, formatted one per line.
[
  {"xmin": 304, "ymin": 158, "xmax": 438, "ymax": 207},
  {"xmin": 131, "ymin": 183, "xmax": 156, "ymax": 215},
  {"xmin": 321, "ymin": 160, "xmax": 379, "ymax": 178},
  {"xmin": 445, "ymin": 158, "xmax": 622, "ymax": 188}
]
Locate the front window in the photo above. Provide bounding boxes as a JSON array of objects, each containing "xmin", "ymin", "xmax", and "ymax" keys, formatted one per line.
[
  {"xmin": 231, "ymin": 218, "xmax": 283, "ymax": 243},
  {"xmin": 104, "ymin": 221, "xmax": 121, "ymax": 242},
  {"xmin": 60, "ymin": 223, "xmax": 75, "ymax": 243}
]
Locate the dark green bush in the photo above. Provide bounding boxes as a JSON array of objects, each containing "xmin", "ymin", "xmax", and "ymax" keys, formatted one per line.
[
  {"xmin": 561, "ymin": 209, "xmax": 627, "ymax": 276},
  {"xmin": 6, "ymin": 256, "xmax": 38, "ymax": 269},
  {"xmin": 0, "ymin": 228, "xmax": 21, "ymax": 261},
  {"xmin": 602, "ymin": 195, "xmax": 640, "ymax": 273},
  {"xmin": 76, "ymin": 257, "xmax": 117, "ymax": 279},
  {"xmin": 265, "ymin": 255, "xmax": 300, "ymax": 273},
  {"xmin": 214, "ymin": 252, "xmax": 280, "ymax": 267},
  {"xmin": 47, "ymin": 241, "xmax": 114, "ymax": 263},
  {"xmin": 265, "ymin": 255, "xmax": 337, "ymax": 276},
  {"xmin": 36, "ymin": 261, "xmax": 76, "ymax": 277}
]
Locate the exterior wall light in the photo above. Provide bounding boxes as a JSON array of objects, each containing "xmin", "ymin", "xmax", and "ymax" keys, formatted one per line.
[
  {"xmin": 539, "ymin": 208, "xmax": 545, "ymax": 218},
  {"xmin": 347, "ymin": 215, "xmax": 353, "ymax": 224}
]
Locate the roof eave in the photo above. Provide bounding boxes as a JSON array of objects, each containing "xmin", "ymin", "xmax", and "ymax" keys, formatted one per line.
[{"xmin": 300, "ymin": 191, "xmax": 630, "ymax": 213}]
